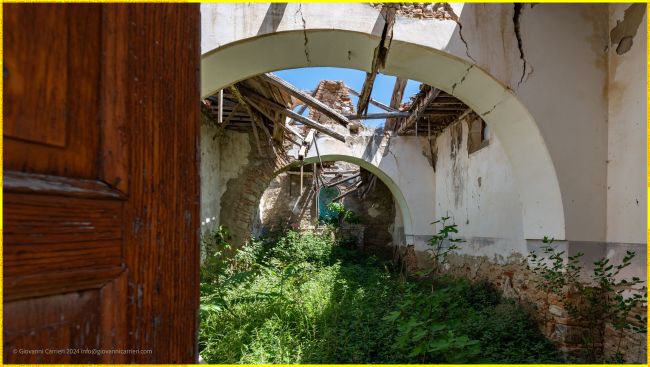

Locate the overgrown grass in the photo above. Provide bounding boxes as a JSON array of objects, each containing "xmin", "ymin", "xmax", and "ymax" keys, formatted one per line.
[{"xmin": 199, "ymin": 229, "xmax": 563, "ymax": 363}]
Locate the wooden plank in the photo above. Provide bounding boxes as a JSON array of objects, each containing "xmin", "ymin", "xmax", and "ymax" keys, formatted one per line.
[
  {"xmin": 346, "ymin": 86, "xmax": 395, "ymax": 112},
  {"xmin": 261, "ymin": 73, "xmax": 350, "ymax": 127},
  {"xmin": 331, "ymin": 180, "xmax": 363, "ymax": 202},
  {"xmin": 240, "ymin": 87, "xmax": 346, "ymax": 142},
  {"xmin": 298, "ymin": 129, "xmax": 315, "ymax": 160},
  {"xmin": 398, "ymin": 86, "xmax": 441, "ymax": 134},
  {"xmin": 243, "ymin": 93, "xmax": 305, "ymax": 143},
  {"xmin": 123, "ymin": 4, "xmax": 200, "ymax": 361},
  {"xmin": 346, "ymin": 111, "xmax": 410, "ymax": 120},
  {"xmin": 386, "ymin": 77, "xmax": 408, "ymax": 130},
  {"xmin": 222, "ymin": 103, "xmax": 242, "ymax": 127},
  {"xmin": 357, "ymin": 5, "xmax": 397, "ymax": 115},
  {"xmin": 3, "ymin": 171, "xmax": 126, "ymax": 200},
  {"xmin": 326, "ymin": 172, "xmax": 361, "ymax": 188}
]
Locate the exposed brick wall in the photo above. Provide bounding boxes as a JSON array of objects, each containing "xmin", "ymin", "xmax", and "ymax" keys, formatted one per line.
[
  {"xmin": 218, "ymin": 131, "xmax": 288, "ymax": 246},
  {"xmin": 256, "ymin": 171, "xmax": 318, "ymax": 236},
  {"xmin": 370, "ymin": 3, "xmax": 457, "ymax": 20}
]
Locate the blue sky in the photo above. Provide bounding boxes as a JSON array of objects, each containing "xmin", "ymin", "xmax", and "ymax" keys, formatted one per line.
[{"xmin": 275, "ymin": 67, "xmax": 421, "ymax": 128}]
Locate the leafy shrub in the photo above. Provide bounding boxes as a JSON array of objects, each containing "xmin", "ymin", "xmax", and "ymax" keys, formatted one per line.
[
  {"xmin": 527, "ymin": 237, "xmax": 647, "ymax": 362},
  {"xmin": 324, "ymin": 202, "xmax": 360, "ymax": 226}
]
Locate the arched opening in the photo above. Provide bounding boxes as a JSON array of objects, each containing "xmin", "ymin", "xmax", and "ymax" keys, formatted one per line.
[{"xmin": 201, "ymin": 28, "xmax": 566, "ymax": 241}]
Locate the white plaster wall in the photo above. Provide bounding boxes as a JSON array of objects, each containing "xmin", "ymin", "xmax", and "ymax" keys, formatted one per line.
[
  {"xmin": 444, "ymin": 4, "xmax": 610, "ymax": 242},
  {"xmin": 515, "ymin": 4, "xmax": 609, "ymax": 242},
  {"xmin": 200, "ymin": 122, "xmax": 221, "ymax": 234},
  {"xmin": 433, "ymin": 118, "xmax": 526, "ymax": 258},
  {"xmin": 606, "ymin": 5, "xmax": 647, "ymax": 244},
  {"xmin": 200, "ymin": 129, "xmax": 251, "ymax": 236}
]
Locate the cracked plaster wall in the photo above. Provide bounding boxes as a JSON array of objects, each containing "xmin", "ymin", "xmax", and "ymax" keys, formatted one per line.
[
  {"xmin": 432, "ymin": 115, "xmax": 526, "ymax": 261},
  {"xmin": 445, "ymin": 4, "xmax": 611, "ymax": 243},
  {"xmin": 606, "ymin": 4, "xmax": 647, "ymax": 244}
]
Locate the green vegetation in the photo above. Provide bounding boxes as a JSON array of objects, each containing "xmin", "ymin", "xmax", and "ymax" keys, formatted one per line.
[
  {"xmin": 322, "ymin": 202, "xmax": 360, "ymax": 226},
  {"xmin": 199, "ymin": 227, "xmax": 562, "ymax": 363},
  {"xmin": 528, "ymin": 237, "xmax": 647, "ymax": 363}
]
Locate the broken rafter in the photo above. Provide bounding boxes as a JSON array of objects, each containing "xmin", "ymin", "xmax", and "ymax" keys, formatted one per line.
[
  {"xmin": 221, "ymin": 103, "xmax": 242, "ymax": 127},
  {"xmin": 229, "ymin": 85, "xmax": 264, "ymax": 155},
  {"xmin": 398, "ymin": 86, "xmax": 441, "ymax": 135},
  {"xmin": 240, "ymin": 87, "xmax": 346, "ymax": 142},
  {"xmin": 346, "ymin": 112, "xmax": 410, "ymax": 120},
  {"xmin": 346, "ymin": 87, "xmax": 395, "ymax": 112},
  {"xmin": 386, "ymin": 77, "xmax": 407, "ymax": 130},
  {"xmin": 357, "ymin": 5, "xmax": 397, "ymax": 116},
  {"xmin": 326, "ymin": 172, "xmax": 361, "ymax": 188},
  {"xmin": 243, "ymin": 94, "xmax": 304, "ymax": 145},
  {"xmin": 331, "ymin": 180, "xmax": 363, "ymax": 202},
  {"xmin": 261, "ymin": 73, "xmax": 350, "ymax": 127}
]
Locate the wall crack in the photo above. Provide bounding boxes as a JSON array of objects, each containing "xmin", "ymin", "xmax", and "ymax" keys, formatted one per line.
[
  {"xmin": 451, "ymin": 64, "xmax": 475, "ymax": 96},
  {"xmin": 296, "ymin": 4, "xmax": 311, "ymax": 64},
  {"xmin": 513, "ymin": 4, "xmax": 533, "ymax": 89},
  {"xmin": 441, "ymin": 3, "xmax": 476, "ymax": 63}
]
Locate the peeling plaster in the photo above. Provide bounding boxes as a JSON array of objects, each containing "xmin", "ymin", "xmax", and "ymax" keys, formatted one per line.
[{"xmin": 610, "ymin": 3, "xmax": 646, "ymax": 55}]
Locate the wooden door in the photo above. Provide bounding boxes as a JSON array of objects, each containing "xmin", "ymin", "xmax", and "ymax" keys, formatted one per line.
[{"xmin": 3, "ymin": 4, "xmax": 200, "ymax": 363}]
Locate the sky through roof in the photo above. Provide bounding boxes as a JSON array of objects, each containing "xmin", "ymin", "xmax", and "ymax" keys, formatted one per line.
[{"xmin": 275, "ymin": 67, "xmax": 421, "ymax": 128}]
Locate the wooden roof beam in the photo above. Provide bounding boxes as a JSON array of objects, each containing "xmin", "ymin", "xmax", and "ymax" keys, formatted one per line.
[
  {"xmin": 331, "ymin": 180, "xmax": 363, "ymax": 202},
  {"xmin": 397, "ymin": 86, "xmax": 441, "ymax": 135},
  {"xmin": 346, "ymin": 87, "xmax": 395, "ymax": 112},
  {"xmin": 326, "ymin": 172, "xmax": 361, "ymax": 188},
  {"xmin": 386, "ymin": 77, "xmax": 407, "ymax": 130},
  {"xmin": 243, "ymin": 93, "xmax": 305, "ymax": 144},
  {"xmin": 239, "ymin": 86, "xmax": 346, "ymax": 142},
  {"xmin": 261, "ymin": 73, "xmax": 350, "ymax": 127},
  {"xmin": 356, "ymin": 5, "xmax": 397, "ymax": 116},
  {"xmin": 346, "ymin": 111, "xmax": 409, "ymax": 120}
]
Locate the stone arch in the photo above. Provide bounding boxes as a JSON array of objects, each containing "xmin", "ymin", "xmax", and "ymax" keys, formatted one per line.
[{"xmin": 202, "ymin": 28, "xmax": 565, "ymax": 241}]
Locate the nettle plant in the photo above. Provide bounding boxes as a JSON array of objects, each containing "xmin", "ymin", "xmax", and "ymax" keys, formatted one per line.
[
  {"xmin": 527, "ymin": 237, "xmax": 647, "ymax": 363},
  {"xmin": 421, "ymin": 216, "xmax": 465, "ymax": 277}
]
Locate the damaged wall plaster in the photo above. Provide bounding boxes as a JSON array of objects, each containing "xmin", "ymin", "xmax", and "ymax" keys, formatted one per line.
[
  {"xmin": 606, "ymin": 3, "xmax": 647, "ymax": 244},
  {"xmin": 609, "ymin": 3, "xmax": 646, "ymax": 55}
]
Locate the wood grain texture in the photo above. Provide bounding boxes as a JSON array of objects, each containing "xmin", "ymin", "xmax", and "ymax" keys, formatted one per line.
[
  {"xmin": 3, "ymin": 4, "xmax": 68, "ymax": 147},
  {"xmin": 3, "ymin": 4, "xmax": 102, "ymax": 179},
  {"xmin": 4, "ymin": 272, "xmax": 128, "ymax": 363},
  {"xmin": 121, "ymin": 4, "xmax": 200, "ymax": 363},
  {"xmin": 3, "ymin": 4, "xmax": 200, "ymax": 363},
  {"xmin": 3, "ymin": 171, "xmax": 125, "ymax": 200},
  {"xmin": 100, "ymin": 5, "xmax": 130, "ymax": 193}
]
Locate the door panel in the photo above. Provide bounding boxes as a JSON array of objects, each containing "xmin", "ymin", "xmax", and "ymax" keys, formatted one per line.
[{"xmin": 3, "ymin": 3, "xmax": 199, "ymax": 363}]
